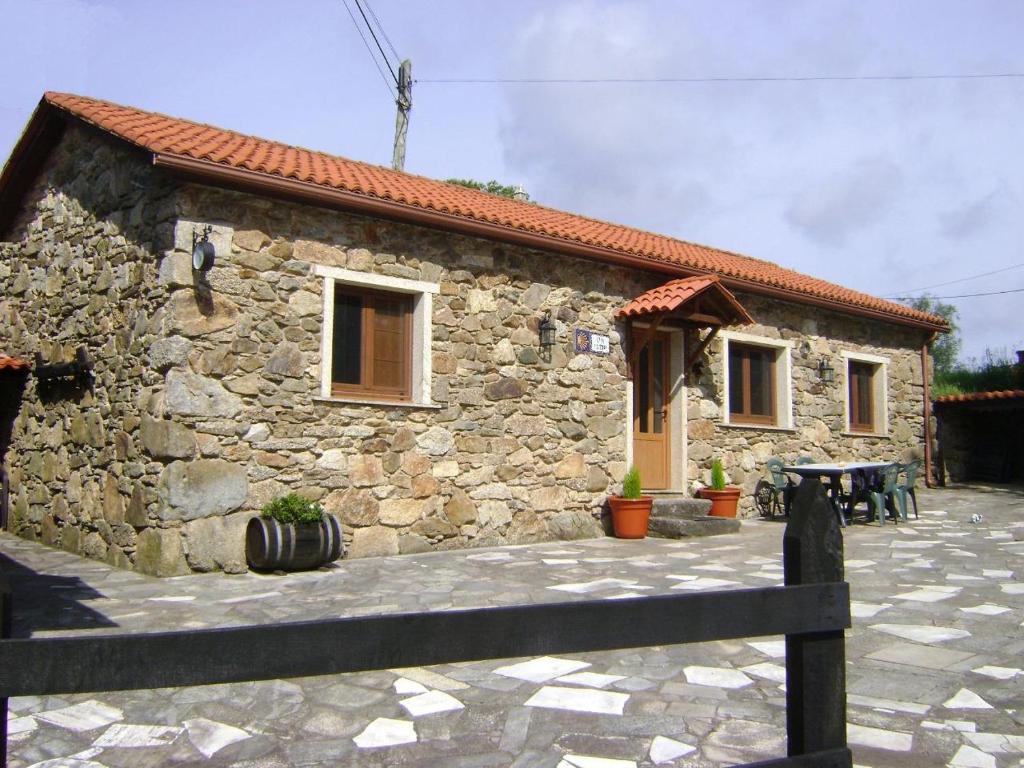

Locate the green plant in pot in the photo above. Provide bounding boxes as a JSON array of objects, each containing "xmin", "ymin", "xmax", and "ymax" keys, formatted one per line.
[
  {"xmin": 699, "ymin": 459, "xmax": 741, "ymax": 518},
  {"xmin": 246, "ymin": 493, "xmax": 345, "ymax": 572},
  {"xmin": 608, "ymin": 465, "xmax": 653, "ymax": 538}
]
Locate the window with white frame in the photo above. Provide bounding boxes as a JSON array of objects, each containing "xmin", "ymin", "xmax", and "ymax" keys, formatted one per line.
[
  {"xmin": 313, "ymin": 264, "xmax": 438, "ymax": 405},
  {"xmin": 842, "ymin": 351, "xmax": 888, "ymax": 434},
  {"xmin": 721, "ymin": 332, "xmax": 793, "ymax": 429}
]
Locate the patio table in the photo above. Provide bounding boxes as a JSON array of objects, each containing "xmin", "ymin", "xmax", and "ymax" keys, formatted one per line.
[{"xmin": 781, "ymin": 462, "xmax": 893, "ymax": 527}]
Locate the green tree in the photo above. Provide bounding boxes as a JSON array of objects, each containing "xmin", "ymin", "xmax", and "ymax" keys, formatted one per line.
[
  {"xmin": 905, "ymin": 294, "xmax": 961, "ymax": 375},
  {"xmin": 445, "ymin": 178, "xmax": 522, "ymax": 199}
]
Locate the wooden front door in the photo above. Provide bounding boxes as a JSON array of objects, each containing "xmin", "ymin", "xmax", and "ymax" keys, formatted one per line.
[{"xmin": 632, "ymin": 331, "xmax": 670, "ymax": 490}]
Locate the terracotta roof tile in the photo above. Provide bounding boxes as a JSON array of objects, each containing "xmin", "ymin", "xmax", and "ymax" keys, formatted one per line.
[
  {"xmin": 37, "ymin": 92, "xmax": 945, "ymax": 330},
  {"xmin": 0, "ymin": 354, "xmax": 31, "ymax": 371},
  {"xmin": 616, "ymin": 276, "xmax": 754, "ymax": 326},
  {"xmin": 934, "ymin": 389, "xmax": 1024, "ymax": 404}
]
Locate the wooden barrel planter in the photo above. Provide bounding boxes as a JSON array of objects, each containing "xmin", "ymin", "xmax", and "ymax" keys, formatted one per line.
[{"xmin": 246, "ymin": 515, "xmax": 344, "ymax": 571}]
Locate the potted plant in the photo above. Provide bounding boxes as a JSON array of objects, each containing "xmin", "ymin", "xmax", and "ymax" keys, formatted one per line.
[
  {"xmin": 246, "ymin": 493, "xmax": 344, "ymax": 571},
  {"xmin": 699, "ymin": 459, "xmax": 741, "ymax": 518},
  {"xmin": 608, "ymin": 465, "xmax": 653, "ymax": 538}
]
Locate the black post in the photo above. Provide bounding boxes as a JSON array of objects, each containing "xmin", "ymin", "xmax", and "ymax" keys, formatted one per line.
[
  {"xmin": 1, "ymin": 575, "xmax": 9, "ymax": 768},
  {"xmin": 782, "ymin": 479, "xmax": 851, "ymax": 765}
]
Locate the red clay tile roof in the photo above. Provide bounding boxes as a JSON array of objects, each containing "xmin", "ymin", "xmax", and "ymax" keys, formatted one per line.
[
  {"xmin": 8, "ymin": 92, "xmax": 946, "ymax": 331},
  {"xmin": 617, "ymin": 276, "xmax": 754, "ymax": 325},
  {"xmin": 0, "ymin": 354, "xmax": 31, "ymax": 372},
  {"xmin": 934, "ymin": 389, "xmax": 1024, "ymax": 404}
]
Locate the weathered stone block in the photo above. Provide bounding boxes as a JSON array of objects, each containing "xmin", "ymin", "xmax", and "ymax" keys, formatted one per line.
[
  {"xmin": 140, "ymin": 414, "xmax": 197, "ymax": 459},
  {"xmin": 135, "ymin": 527, "xmax": 189, "ymax": 577},
  {"xmin": 530, "ymin": 485, "xmax": 569, "ymax": 511},
  {"xmin": 484, "ymin": 377, "xmax": 528, "ymax": 400},
  {"xmin": 350, "ymin": 526, "xmax": 399, "ymax": 558},
  {"xmin": 379, "ymin": 497, "xmax": 434, "ymax": 526},
  {"xmin": 398, "ymin": 534, "xmax": 433, "ymax": 554},
  {"xmin": 149, "ymin": 335, "xmax": 192, "ymax": 370},
  {"xmin": 165, "ymin": 370, "xmax": 242, "ymax": 417},
  {"xmin": 287, "ymin": 290, "xmax": 321, "ymax": 316},
  {"xmin": 416, "ymin": 426, "xmax": 454, "ymax": 456},
  {"xmin": 158, "ymin": 459, "xmax": 248, "ymax": 521},
  {"xmin": 349, "ymin": 455, "xmax": 384, "ymax": 486},
  {"xmin": 184, "ymin": 512, "xmax": 252, "ymax": 573},
  {"xmin": 167, "ymin": 289, "xmax": 239, "ymax": 337},
  {"xmin": 234, "ymin": 229, "xmax": 271, "ymax": 252},
  {"xmin": 316, "ymin": 449, "xmax": 348, "ymax": 471},
  {"xmin": 323, "ymin": 487, "xmax": 379, "ymax": 527},
  {"xmin": 294, "ymin": 239, "xmax": 346, "ymax": 266},
  {"xmin": 157, "ymin": 252, "xmax": 193, "ymax": 288},
  {"xmin": 263, "ymin": 342, "xmax": 306, "ymax": 378},
  {"xmin": 547, "ymin": 510, "xmax": 602, "ymax": 540},
  {"xmin": 554, "ymin": 453, "xmax": 586, "ymax": 479}
]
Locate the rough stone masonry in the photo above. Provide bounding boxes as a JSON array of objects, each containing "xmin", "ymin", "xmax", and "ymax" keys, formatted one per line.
[{"xmin": 0, "ymin": 124, "xmax": 927, "ymax": 576}]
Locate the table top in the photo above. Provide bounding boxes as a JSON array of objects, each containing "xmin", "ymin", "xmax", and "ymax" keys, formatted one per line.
[{"xmin": 782, "ymin": 461, "xmax": 893, "ymax": 477}]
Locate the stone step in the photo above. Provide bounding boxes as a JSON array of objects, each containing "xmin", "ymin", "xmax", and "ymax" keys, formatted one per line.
[
  {"xmin": 644, "ymin": 495, "xmax": 740, "ymax": 538},
  {"xmin": 650, "ymin": 496, "xmax": 713, "ymax": 520},
  {"xmin": 648, "ymin": 514, "xmax": 741, "ymax": 539}
]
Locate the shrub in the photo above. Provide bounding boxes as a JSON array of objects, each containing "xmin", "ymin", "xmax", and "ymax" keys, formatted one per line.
[
  {"xmin": 261, "ymin": 493, "xmax": 325, "ymax": 524},
  {"xmin": 621, "ymin": 466, "xmax": 643, "ymax": 499},
  {"xmin": 710, "ymin": 459, "xmax": 727, "ymax": 491}
]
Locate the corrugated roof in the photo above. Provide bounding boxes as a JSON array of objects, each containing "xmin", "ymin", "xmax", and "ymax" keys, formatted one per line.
[
  {"xmin": 3, "ymin": 92, "xmax": 947, "ymax": 330},
  {"xmin": 934, "ymin": 389, "xmax": 1024, "ymax": 404}
]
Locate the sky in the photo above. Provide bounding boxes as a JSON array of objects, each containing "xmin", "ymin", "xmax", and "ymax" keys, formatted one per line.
[{"xmin": 1, "ymin": 0, "xmax": 1022, "ymax": 364}]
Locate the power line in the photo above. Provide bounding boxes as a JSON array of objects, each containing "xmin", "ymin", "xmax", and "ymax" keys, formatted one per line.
[
  {"xmin": 361, "ymin": 0, "xmax": 400, "ymax": 63},
  {"xmin": 884, "ymin": 261, "xmax": 1024, "ymax": 298},
  {"xmin": 341, "ymin": 0, "xmax": 396, "ymax": 99},
  {"xmin": 891, "ymin": 287, "xmax": 1024, "ymax": 301},
  {"xmin": 417, "ymin": 72, "xmax": 1024, "ymax": 85},
  {"xmin": 353, "ymin": 0, "xmax": 398, "ymax": 85}
]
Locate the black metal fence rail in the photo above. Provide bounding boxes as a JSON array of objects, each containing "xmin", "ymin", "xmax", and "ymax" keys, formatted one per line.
[{"xmin": 0, "ymin": 479, "xmax": 851, "ymax": 767}]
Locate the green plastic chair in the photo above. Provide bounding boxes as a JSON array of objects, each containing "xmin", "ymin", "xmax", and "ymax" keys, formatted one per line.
[
  {"xmin": 896, "ymin": 460, "xmax": 921, "ymax": 519},
  {"xmin": 869, "ymin": 464, "xmax": 905, "ymax": 525},
  {"xmin": 755, "ymin": 458, "xmax": 795, "ymax": 517},
  {"xmin": 795, "ymin": 455, "xmax": 814, "ymax": 465}
]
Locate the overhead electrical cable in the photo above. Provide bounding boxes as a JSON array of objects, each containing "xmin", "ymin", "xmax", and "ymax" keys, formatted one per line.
[
  {"xmin": 353, "ymin": 0, "xmax": 398, "ymax": 85},
  {"xmin": 417, "ymin": 72, "xmax": 1024, "ymax": 85},
  {"xmin": 884, "ymin": 261, "xmax": 1024, "ymax": 298},
  {"xmin": 361, "ymin": 0, "xmax": 400, "ymax": 63},
  {"xmin": 341, "ymin": 0, "xmax": 396, "ymax": 98},
  {"xmin": 890, "ymin": 287, "xmax": 1024, "ymax": 301}
]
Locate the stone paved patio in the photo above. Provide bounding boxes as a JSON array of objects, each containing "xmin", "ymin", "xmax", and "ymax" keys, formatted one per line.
[{"xmin": 1, "ymin": 484, "xmax": 1022, "ymax": 767}]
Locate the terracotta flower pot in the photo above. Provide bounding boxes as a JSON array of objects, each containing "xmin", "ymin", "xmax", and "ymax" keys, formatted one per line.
[
  {"xmin": 608, "ymin": 496, "xmax": 653, "ymax": 538},
  {"xmin": 699, "ymin": 487, "xmax": 742, "ymax": 518}
]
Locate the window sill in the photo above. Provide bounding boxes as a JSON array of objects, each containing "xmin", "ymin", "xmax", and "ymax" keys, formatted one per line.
[
  {"xmin": 313, "ymin": 396, "xmax": 442, "ymax": 410},
  {"xmin": 841, "ymin": 430, "xmax": 888, "ymax": 439},
  {"xmin": 720, "ymin": 422, "xmax": 796, "ymax": 433}
]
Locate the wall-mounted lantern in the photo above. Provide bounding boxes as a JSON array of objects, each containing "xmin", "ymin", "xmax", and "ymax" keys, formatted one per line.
[
  {"xmin": 192, "ymin": 225, "xmax": 216, "ymax": 271},
  {"xmin": 818, "ymin": 358, "xmax": 835, "ymax": 384},
  {"xmin": 538, "ymin": 313, "xmax": 556, "ymax": 350}
]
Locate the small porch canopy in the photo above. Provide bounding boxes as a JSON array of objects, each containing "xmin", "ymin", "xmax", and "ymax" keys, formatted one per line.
[{"xmin": 616, "ymin": 275, "xmax": 754, "ymax": 376}]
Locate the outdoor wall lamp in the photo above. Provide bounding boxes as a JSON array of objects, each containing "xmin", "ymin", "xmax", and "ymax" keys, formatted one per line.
[
  {"xmin": 538, "ymin": 313, "xmax": 556, "ymax": 350},
  {"xmin": 818, "ymin": 358, "xmax": 835, "ymax": 384},
  {"xmin": 192, "ymin": 225, "xmax": 216, "ymax": 271}
]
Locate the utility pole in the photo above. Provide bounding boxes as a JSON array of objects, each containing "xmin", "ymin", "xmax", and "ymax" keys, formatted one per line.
[{"xmin": 392, "ymin": 59, "xmax": 412, "ymax": 171}]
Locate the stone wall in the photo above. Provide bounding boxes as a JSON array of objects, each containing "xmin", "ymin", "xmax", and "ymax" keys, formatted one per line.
[
  {"xmin": 143, "ymin": 182, "xmax": 649, "ymax": 572},
  {"xmin": 1, "ymin": 125, "xmax": 932, "ymax": 575},
  {"xmin": 0, "ymin": 125, "xmax": 179, "ymax": 573},
  {"xmin": 688, "ymin": 293, "xmax": 928, "ymax": 511}
]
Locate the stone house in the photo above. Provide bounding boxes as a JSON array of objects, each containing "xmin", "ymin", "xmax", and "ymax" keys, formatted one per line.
[{"xmin": 0, "ymin": 92, "xmax": 947, "ymax": 576}]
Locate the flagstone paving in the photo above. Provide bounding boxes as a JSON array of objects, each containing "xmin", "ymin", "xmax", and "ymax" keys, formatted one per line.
[{"xmin": 1, "ymin": 484, "xmax": 1022, "ymax": 766}]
